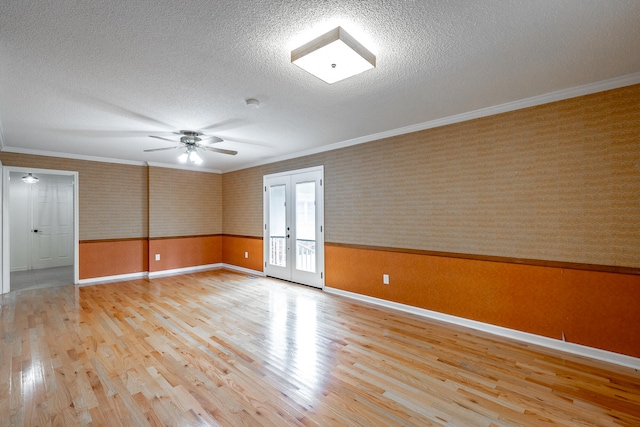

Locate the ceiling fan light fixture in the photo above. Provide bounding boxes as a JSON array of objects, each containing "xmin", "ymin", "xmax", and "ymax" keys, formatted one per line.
[
  {"xmin": 146, "ymin": 130, "xmax": 236, "ymax": 164},
  {"xmin": 291, "ymin": 26, "xmax": 376, "ymax": 84},
  {"xmin": 178, "ymin": 146, "xmax": 203, "ymax": 165},
  {"xmin": 22, "ymin": 173, "xmax": 39, "ymax": 184},
  {"xmin": 189, "ymin": 150, "xmax": 203, "ymax": 165}
]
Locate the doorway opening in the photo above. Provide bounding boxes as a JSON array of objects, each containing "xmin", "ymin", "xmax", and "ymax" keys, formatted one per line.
[
  {"xmin": 263, "ymin": 166, "xmax": 324, "ymax": 289},
  {"xmin": 2, "ymin": 167, "xmax": 79, "ymax": 293}
]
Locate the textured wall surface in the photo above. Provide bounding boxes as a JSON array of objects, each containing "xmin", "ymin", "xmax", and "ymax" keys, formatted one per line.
[
  {"xmin": 326, "ymin": 245, "xmax": 640, "ymax": 358},
  {"xmin": 148, "ymin": 236, "xmax": 222, "ymax": 272},
  {"xmin": 223, "ymin": 84, "xmax": 640, "ymax": 268},
  {"xmin": 222, "ymin": 153, "xmax": 331, "ymax": 236},
  {"xmin": 149, "ymin": 167, "xmax": 222, "ymax": 238},
  {"xmin": 221, "ymin": 236, "xmax": 264, "ymax": 272},
  {"xmin": 80, "ymin": 239, "xmax": 148, "ymax": 279},
  {"xmin": 0, "ymin": 153, "xmax": 148, "ymax": 240}
]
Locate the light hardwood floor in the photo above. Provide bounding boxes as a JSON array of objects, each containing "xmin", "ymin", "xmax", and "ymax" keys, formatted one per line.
[{"xmin": 1, "ymin": 269, "xmax": 639, "ymax": 426}]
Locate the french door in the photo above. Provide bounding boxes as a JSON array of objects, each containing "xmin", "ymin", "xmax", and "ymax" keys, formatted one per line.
[{"xmin": 264, "ymin": 166, "xmax": 324, "ymax": 288}]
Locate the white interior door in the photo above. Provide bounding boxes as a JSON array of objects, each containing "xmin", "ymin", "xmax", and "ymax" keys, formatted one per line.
[
  {"xmin": 9, "ymin": 177, "xmax": 30, "ymax": 271},
  {"xmin": 264, "ymin": 166, "xmax": 324, "ymax": 288},
  {"xmin": 31, "ymin": 176, "xmax": 74, "ymax": 269}
]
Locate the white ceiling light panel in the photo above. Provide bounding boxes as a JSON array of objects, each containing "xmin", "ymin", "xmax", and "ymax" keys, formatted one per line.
[{"xmin": 291, "ymin": 27, "xmax": 376, "ymax": 84}]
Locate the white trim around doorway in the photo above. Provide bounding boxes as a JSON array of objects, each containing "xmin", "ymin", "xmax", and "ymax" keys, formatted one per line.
[{"xmin": 1, "ymin": 166, "xmax": 80, "ymax": 294}]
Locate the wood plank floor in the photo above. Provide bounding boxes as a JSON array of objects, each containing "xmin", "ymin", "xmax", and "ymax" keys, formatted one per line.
[{"xmin": 1, "ymin": 270, "xmax": 639, "ymax": 426}]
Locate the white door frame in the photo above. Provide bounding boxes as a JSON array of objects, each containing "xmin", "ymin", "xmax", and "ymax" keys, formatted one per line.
[
  {"xmin": 1, "ymin": 166, "xmax": 79, "ymax": 294},
  {"xmin": 263, "ymin": 165, "xmax": 324, "ymax": 289}
]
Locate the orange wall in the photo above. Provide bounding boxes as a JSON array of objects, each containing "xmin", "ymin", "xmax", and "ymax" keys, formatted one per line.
[
  {"xmin": 79, "ymin": 235, "xmax": 257, "ymax": 279},
  {"xmin": 148, "ymin": 235, "xmax": 222, "ymax": 272},
  {"xmin": 221, "ymin": 236, "xmax": 264, "ymax": 272},
  {"xmin": 326, "ymin": 244, "xmax": 640, "ymax": 358},
  {"xmin": 80, "ymin": 239, "xmax": 148, "ymax": 279}
]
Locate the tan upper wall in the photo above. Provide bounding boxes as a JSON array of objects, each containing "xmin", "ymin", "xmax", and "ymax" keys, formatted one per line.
[
  {"xmin": 222, "ymin": 154, "xmax": 329, "ymax": 237},
  {"xmin": 0, "ymin": 153, "xmax": 148, "ymax": 240},
  {"xmin": 223, "ymin": 84, "xmax": 640, "ymax": 268},
  {"xmin": 0, "ymin": 155, "xmax": 224, "ymax": 240},
  {"xmin": 148, "ymin": 167, "xmax": 222, "ymax": 238}
]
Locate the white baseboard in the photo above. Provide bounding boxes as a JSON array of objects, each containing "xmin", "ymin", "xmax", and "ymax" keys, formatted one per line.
[
  {"xmin": 147, "ymin": 263, "xmax": 223, "ymax": 279},
  {"xmin": 77, "ymin": 263, "xmax": 264, "ymax": 286},
  {"xmin": 148, "ymin": 263, "xmax": 264, "ymax": 279},
  {"xmin": 78, "ymin": 272, "xmax": 148, "ymax": 286},
  {"xmin": 324, "ymin": 287, "xmax": 640, "ymax": 370},
  {"xmin": 220, "ymin": 264, "xmax": 265, "ymax": 277}
]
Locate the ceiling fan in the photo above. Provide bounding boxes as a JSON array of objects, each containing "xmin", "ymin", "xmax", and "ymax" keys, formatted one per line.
[{"xmin": 145, "ymin": 130, "xmax": 238, "ymax": 164}]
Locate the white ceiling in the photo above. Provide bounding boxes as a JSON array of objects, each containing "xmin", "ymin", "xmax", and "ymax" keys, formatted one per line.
[{"xmin": 1, "ymin": 1, "xmax": 639, "ymax": 173}]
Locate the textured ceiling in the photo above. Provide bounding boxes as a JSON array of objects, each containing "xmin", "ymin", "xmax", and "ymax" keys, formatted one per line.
[{"xmin": 1, "ymin": 0, "xmax": 639, "ymax": 172}]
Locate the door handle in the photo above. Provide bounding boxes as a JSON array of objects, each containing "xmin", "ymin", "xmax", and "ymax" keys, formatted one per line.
[{"xmin": 32, "ymin": 229, "xmax": 41, "ymax": 233}]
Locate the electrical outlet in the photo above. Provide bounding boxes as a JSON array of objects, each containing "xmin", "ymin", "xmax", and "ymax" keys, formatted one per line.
[
  {"xmin": 383, "ymin": 274, "xmax": 389, "ymax": 285},
  {"xmin": 155, "ymin": 254, "xmax": 160, "ymax": 261},
  {"xmin": 244, "ymin": 252, "xmax": 249, "ymax": 259}
]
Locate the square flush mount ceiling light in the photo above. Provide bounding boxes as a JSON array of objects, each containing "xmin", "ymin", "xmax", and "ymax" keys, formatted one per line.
[{"xmin": 291, "ymin": 27, "xmax": 376, "ymax": 84}]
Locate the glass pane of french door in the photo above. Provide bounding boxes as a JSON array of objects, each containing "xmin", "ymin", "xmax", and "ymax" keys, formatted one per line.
[
  {"xmin": 295, "ymin": 181, "xmax": 316, "ymax": 273},
  {"xmin": 269, "ymin": 184, "xmax": 286, "ymax": 267}
]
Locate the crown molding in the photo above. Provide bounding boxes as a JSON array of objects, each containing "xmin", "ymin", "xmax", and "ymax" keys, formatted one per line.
[
  {"xmin": 145, "ymin": 162, "xmax": 221, "ymax": 174},
  {"xmin": 1, "ymin": 146, "xmax": 147, "ymax": 166},
  {"xmin": 228, "ymin": 71, "xmax": 640, "ymax": 173},
  {"xmin": 0, "ymin": 146, "xmax": 222, "ymax": 173}
]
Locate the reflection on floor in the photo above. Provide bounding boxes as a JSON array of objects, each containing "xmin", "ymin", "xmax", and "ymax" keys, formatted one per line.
[{"xmin": 10, "ymin": 265, "xmax": 74, "ymax": 292}]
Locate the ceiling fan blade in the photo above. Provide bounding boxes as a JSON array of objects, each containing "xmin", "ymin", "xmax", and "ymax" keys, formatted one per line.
[
  {"xmin": 199, "ymin": 135, "xmax": 224, "ymax": 143},
  {"xmin": 221, "ymin": 136, "xmax": 273, "ymax": 148},
  {"xmin": 66, "ymin": 91, "xmax": 172, "ymax": 128},
  {"xmin": 199, "ymin": 145, "xmax": 238, "ymax": 155},
  {"xmin": 149, "ymin": 135, "xmax": 180, "ymax": 143},
  {"xmin": 173, "ymin": 131, "xmax": 197, "ymax": 137},
  {"xmin": 46, "ymin": 129, "xmax": 159, "ymax": 138},
  {"xmin": 143, "ymin": 146, "xmax": 181, "ymax": 152},
  {"xmin": 199, "ymin": 119, "xmax": 245, "ymax": 132}
]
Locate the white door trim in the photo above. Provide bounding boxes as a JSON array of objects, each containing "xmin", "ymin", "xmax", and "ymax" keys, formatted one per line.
[{"xmin": 1, "ymin": 166, "xmax": 79, "ymax": 294}]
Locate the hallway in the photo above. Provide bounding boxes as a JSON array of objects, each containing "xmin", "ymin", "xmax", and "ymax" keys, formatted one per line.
[{"xmin": 10, "ymin": 265, "xmax": 73, "ymax": 292}]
